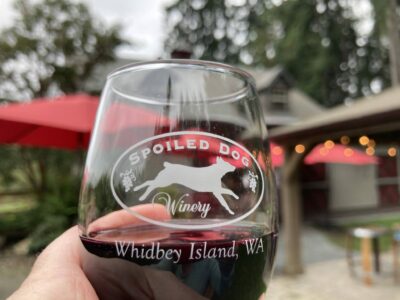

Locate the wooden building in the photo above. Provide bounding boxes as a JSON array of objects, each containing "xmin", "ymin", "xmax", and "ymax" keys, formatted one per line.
[{"xmin": 270, "ymin": 87, "xmax": 400, "ymax": 274}]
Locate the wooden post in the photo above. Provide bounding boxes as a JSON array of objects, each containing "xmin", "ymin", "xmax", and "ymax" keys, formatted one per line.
[
  {"xmin": 361, "ymin": 237, "xmax": 373, "ymax": 285},
  {"xmin": 281, "ymin": 146, "xmax": 308, "ymax": 275},
  {"xmin": 388, "ymin": 0, "xmax": 400, "ymax": 86}
]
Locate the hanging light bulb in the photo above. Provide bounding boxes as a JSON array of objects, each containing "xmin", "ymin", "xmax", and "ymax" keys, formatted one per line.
[
  {"xmin": 340, "ymin": 136, "xmax": 350, "ymax": 145},
  {"xmin": 319, "ymin": 147, "xmax": 329, "ymax": 156},
  {"xmin": 344, "ymin": 148, "xmax": 354, "ymax": 157},
  {"xmin": 367, "ymin": 139, "xmax": 376, "ymax": 147},
  {"xmin": 324, "ymin": 140, "xmax": 335, "ymax": 149},
  {"xmin": 359, "ymin": 136, "xmax": 369, "ymax": 146},
  {"xmin": 388, "ymin": 147, "xmax": 397, "ymax": 157},
  {"xmin": 272, "ymin": 145, "xmax": 283, "ymax": 155},
  {"xmin": 366, "ymin": 147, "xmax": 375, "ymax": 156},
  {"xmin": 295, "ymin": 144, "xmax": 305, "ymax": 154}
]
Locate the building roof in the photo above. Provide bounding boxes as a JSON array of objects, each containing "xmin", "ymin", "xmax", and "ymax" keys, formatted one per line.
[
  {"xmin": 246, "ymin": 66, "xmax": 324, "ymax": 125},
  {"xmin": 261, "ymin": 88, "xmax": 325, "ymax": 126},
  {"xmin": 244, "ymin": 66, "xmax": 288, "ymax": 90},
  {"xmin": 83, "ymin": 58, "xmax": 139, "ymax": 93},
  {"xmin": 270, "ymin": 86, "xmax": 400, "ymax": 144}
]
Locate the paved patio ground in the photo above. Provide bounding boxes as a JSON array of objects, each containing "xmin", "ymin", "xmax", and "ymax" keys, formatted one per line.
[
  {"xmin": 268, "ymin": 257, "xmax": 400, "ymax": 300},
  {"xmin": 274, "ymin": 226, "xmax": 346, "ymax": 270},
  {"xmin": 268, "ymin": 226, "xmax": 400, "ymax": 299}
]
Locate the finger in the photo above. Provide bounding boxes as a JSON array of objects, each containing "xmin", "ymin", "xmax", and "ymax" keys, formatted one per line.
[
  {"xmin": 32, "ymin": 226, "xmax": 83, "ymax": 269},
  {"xmin": 81, "ymin": 204, "xmax": 207, "ymax": 299},
  {"xmin": 9, "ymin": 227, "xmax": 98, "ymax": 300},
  {"xmin": 86, "ymin": 204, "xmax": 171, "ymax": 243},
  {"xmin": 83, "ymin": 248, "xmax": 207, "ymax": 300}
]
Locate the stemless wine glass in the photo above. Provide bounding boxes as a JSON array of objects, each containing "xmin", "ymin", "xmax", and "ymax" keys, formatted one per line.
[{"xmin": 79, "ymin": 60, "xmax": 278, "ymax": 300}]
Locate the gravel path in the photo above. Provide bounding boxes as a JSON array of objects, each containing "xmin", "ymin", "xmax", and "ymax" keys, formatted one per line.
[{"xmin": 0, "ymin": 254, "xmax": 35, "ymax": 299}]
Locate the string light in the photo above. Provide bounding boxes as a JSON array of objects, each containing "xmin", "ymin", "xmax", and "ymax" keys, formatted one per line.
[
  {"xmin": 295, "ymin": 144, "xmax": 305, "ymax": 154},
  {"xmin": 340, "ymin": 136, "xmax": 350, "ymax": 145},
  {"xmin": 344, "ymin": 148, "xmax": 354, "ymax": 157},
  {"xmin": 388, "ymin": 147, "xmax": 397, "ymax": 157},
  {"xmin": 359, "ymin": 136, "xmax": 369, "ymax": 146},
  {"xmin": 366, "ymin": 147, "xmax": 375, "ymax": 156},
  {"xmin": 272, "ymin": 146, "xmax": 283, "ymax": 155},
  {"xmin": 367, "ymin": 139, "xmax": 376, "ymax": 147},
  {"xmin": 319, "ymin": 147, "xmax": 329, "ymax": 156},
  {"xmin": 324, "ymin": 140, "xmax": 335, "ymax": 149}
]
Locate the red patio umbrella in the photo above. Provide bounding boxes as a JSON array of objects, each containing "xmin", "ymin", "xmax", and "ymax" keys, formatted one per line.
[
  {"xmin": 270, "ymin": 142, "xmax": 378, "ymax": 167},
  {"xmin": 0, "ymin": 94, "xmax": 171, "ymax": 149},
  {"xmin": 269, "ymin": 143, "xmax": 284, "ymax": 167},
  {"xmin": 304, "ymin": 143, "xmax": 378, "ymax": 165}
]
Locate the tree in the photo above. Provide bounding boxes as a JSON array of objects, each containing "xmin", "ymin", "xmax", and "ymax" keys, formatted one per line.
[
  {"xmin": 0, "ymin": 0, "xmax": 125, "ymax": 252},
  {"xmin": 0, "ymin": 0, "xmax": 125, "ymax": 197},
  {"xmin": 0, "ymin": 0, "xmax": 125, "ymax": 101},
  {"xmin": 371, "ymin": 0, "xmax": 400, "ymax": 86},
  {"xmin": 165, "ymin": 0, "xmax": 267, "ymax": 64},
  {"xmin": 259, "ymin": 0, "xmax": 389, "ymax": 106},
  {"xmin": 165, "ymin": 0, "xmax": 390, "ymax": 106}
]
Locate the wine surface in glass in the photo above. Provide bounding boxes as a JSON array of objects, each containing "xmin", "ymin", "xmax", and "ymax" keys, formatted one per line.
[{"xmin": 81, "ymin": 222, "xmax": 277, "ymax": 300}]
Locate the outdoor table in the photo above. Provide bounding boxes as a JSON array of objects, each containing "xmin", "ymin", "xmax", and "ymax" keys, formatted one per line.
[{"xmin": 346, "ymin": 227, "xmax": 389, "ymax": 285}]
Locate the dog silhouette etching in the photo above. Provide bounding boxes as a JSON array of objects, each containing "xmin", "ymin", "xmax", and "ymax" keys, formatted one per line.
[{"xmin": 133, "ymin": 157, "xmax": 238, "ymax": 215}]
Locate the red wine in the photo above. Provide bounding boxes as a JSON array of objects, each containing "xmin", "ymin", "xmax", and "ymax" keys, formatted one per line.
[{"xmin": 80, "ymin": 223, "xmax": 277, "ymax": 300}]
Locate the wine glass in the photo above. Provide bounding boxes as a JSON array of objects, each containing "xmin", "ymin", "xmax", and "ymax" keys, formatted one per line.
[{"xmin": 78, "ymin": 60, "xmax": 278, "ymax": 300}]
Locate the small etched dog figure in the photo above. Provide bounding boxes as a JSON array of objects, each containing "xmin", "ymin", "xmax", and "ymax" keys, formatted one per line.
[{"xmin": 134, "ymin": 157, "xmax": 238, "ymax": 215}]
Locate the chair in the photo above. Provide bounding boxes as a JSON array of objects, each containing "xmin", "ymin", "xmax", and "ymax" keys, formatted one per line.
[{"xmin": 346, "ymin": 226, "xmax": 388, "ymax": 285}]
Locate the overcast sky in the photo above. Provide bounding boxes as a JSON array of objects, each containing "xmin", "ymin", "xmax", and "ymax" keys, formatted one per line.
[{"xmin": 0, "ymin": 0, "xmax": 175, "ymax": 59}]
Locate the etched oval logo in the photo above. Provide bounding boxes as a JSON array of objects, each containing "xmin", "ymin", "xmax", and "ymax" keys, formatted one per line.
[{"xmin": 110, "ymin": 131, "xmax": 265, "ymax": 229}]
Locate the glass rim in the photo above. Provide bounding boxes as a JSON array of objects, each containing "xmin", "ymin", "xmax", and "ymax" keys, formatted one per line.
[
  {"xmin": 108, "ymin": 59, "xmax": 256, "ymax": 86},
  {"xmin": 106, "ymin": 59, "xmax": 257, "ymax": 105}
]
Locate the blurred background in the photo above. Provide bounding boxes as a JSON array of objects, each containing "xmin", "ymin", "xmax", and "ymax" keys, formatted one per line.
[{"xmin": 1, "ymin": 0, "xmax": 400, "ymax": 299}]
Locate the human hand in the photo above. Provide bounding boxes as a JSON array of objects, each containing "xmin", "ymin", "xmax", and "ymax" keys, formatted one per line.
[
  {"xmin": 8, "ymin": 205, "xmax": 207, "ymax": 300},
  {"xmin": 8, "ymin": 226, "xmax": 98, "ymax": 300}
]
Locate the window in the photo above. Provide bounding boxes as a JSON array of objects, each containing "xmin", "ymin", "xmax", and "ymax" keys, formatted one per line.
[
  {"xmin": 267, "ymin": 79, "xmax": 289, "ymax": 111},
  {"xmin": 270, "ymin": 87, "xmax": 289, "ymax": 110}
]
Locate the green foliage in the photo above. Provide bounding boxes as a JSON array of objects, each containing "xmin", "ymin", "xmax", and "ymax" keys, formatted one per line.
[
  {"xmin": 28, "ymin": 170, "xmax": 81, "ymax": 252},
  {"xmin": 0, "ymin": 211, "xmax": 36, "ymax": 244},
  {"xmin": 78, "ymin": 174, "xmax": 118, "ymax": 229},
  {"xmin": 370, "ymin": 0, "xmax": 388, "ymax": 35},
  {"xmin": 165, "ymin": 0, "xmax": 390, "ymax": 106},
  {"xmin": 0, "ymin": 147, "xmax": 82, "ymax": 251},
  {"xmin": 325, "ymin": 217, "xmax": 400, "ymax": 252},
  {"xmin": 165, "ymin": 0, "xmax": 266, "ymax": 64},
  {"xmin": 263, "ymin": 0, "xmax": 389, "ymax": 106},
  {"xmin": 0, "ymin": 0, "xmax": 125, "ymax": 100},
  {"xmin": 0, "ymin": 0, "xmax": 125, "ymax": 252},
  {"xmin": 0, "ymin": 147, "xmax": 26, "ymax": 186},
  {"xmin": 28, "ymin": 215, "xmax": 69, "ymax": 253}
]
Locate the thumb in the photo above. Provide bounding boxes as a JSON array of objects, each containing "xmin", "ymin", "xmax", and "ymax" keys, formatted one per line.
[{"xmin": 8, "ymin": 226, "xmax": 98, "ymax": 300}]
